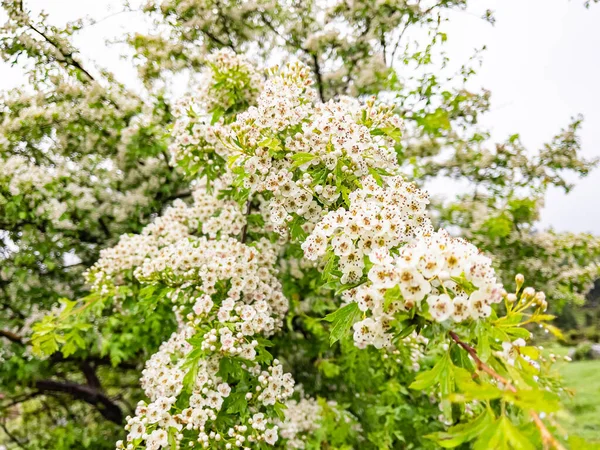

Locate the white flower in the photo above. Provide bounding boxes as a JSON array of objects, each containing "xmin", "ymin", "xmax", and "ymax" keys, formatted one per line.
[
  {"xmin": 427, "ymin": 294, "xmax": 453, "ymax": 322},
  {"xmin": 264, "ymin": 427, "xmax": 279, "ymax": 445}
]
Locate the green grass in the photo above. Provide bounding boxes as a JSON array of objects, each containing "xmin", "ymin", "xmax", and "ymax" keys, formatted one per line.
[{"xmin": 559, "ymin": 358, "xmax": 600, "ymax": 443}]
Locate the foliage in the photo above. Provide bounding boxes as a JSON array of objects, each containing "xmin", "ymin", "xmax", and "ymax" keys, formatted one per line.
[{"xmin": 0, "ymin": 0, "xmax": 598, "ymax": 449}]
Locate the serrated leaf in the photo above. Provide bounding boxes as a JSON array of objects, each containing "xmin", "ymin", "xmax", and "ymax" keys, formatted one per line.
[
  {"xmin": 410, "ymin": 352, "xmax": 450, "ymax": 391},
  {"xmin": 426, "ymin": 410, "xmax": 492, "ymax": 448},
  {"xmin": 324, "ymin": 302, "xmax": 361, "ymax": 346},
  {"xmin": 225, "ymin": 392, "xmax": 248, "ymax": 415}
]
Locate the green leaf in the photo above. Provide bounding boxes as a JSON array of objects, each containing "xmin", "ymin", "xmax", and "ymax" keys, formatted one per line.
[
  {"xmin": 504, "ymin": 327, "xmax": 532, "ymax": 340},
  {"xmin": 225, "ymin": 392, "xmax": 248, "ymax": 415},
  {"xmin": 410, "ymin": 352, "xmax": 450, "ymax": 390},
  {"xmin": 450, "ymin": 274, "xmax": 478, "ymax": 295},
  {"xmin": 317, "ymin": 359, "xmax": 341, "ymax": 378},
  {"xmin": 168, "ymin": 427, "xmax": 178, "ymax": 450},
  {"xmin": 396, "ymin": 323, "xmax": 417, "ymax": 340},
  {"xmin": 217, "ymin": 356, "xmax": 244, "ymax": 382},
  {"xmin": 211, "ymin": 107, "xmax": 225, "ymax": 125},
  {"xmin": 289, "ymin": 215, "xmax": 308, "ymax": 241},
  {"xmin": 383, "ymin": 284, "xmax": 402, "ymax": 310},
  {"xmin": 290, "ymin": 152, "xmax": 316, "ymax": 169},
  {"xmin": 272, "ymin": 402, "xmax": 287, "ymax": 421},
  {"xmin": 182, "ymin": 347, "xmax": 205, "ymax": 393},
  {"xmin": 426, "ymin": 410, "xmax": 492, "ymax": 448},
  {"xmin": 498, "ymin": 416, "xmax": 537, "ymax": 450},
  {"xmin": 324, "ymin": 302, "xmax": 361, "ymax": 346}
]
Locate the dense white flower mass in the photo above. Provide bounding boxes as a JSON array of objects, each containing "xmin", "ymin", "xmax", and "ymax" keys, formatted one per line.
[
  {"xmin": 119, "ymin": 326, "xmax": 295, "ymax": 450},
  {"xmin": 302, "ymin": 174, "xmax": 432, "ymax": 283},
  {"xmin": 348, "ymin": 229, "xmax": 503, "ymax": 349},
  {"xmin": 211, "ymin": 61, "xmax": 406, "ymax": 238},
  {"xmin": 86, "ymin": 186, "xmax": 246, "ymax": 291},
  {"xmin": 87, "ymin": 57, "xmax": 541, "ymax": 449},
  {"xmin": 276, "ymin": 398, "xmax": 321, "ymax": 449},
  {"xmin": 114, "ymin": 232, "xmax": 294, "ymax": 448}
]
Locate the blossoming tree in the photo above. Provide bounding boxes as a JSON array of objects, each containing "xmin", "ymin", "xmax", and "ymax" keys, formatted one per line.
[{"xmin": 1, "ymin": 0, "xmax": 598, "ymax": 449}]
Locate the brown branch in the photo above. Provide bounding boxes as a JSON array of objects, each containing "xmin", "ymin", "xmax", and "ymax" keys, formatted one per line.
[
  {"xmin": 311, "ymin": 53, "xmax": 325, "ymax": 103},
  {"xmin": 80, "ymin": 361, "xmax": 102, "ymax": 389},
  {"xmin": 449, "ymin": 331, "xmax": 566, "ymax": 450},
  {"xmin": 34, "ymin": 379, "xmax": 123, "ymax": 424},
  {"xmin": 203, "ymin": 28, "xmax": 234, "ymax": 50},
  {"xmin": 25, "ymin": 23, "xmax": 96, "ymax": 82},
  {"xmin": 0, "ymin": 329, "xmax": 24, "ymax": 344},
  {"xmin": 449, "ymin": 331, "xmax": 512, "ymax": 387},
  {"xmin": 240, "ymin": 200, "xmax": 252, "ymax": 244}
]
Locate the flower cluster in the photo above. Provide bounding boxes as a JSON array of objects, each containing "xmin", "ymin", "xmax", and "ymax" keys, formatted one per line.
[
  {"xmin": 302, "ymin": 175, "xmax": 432, "ymax": 283},
  {"xmin": 168, "ymin": 49, "xmax": 262, "ymax": 173},
  {"xmin": 206, "ymin": 63, "xmax": 406, "ymax": 241},
  {"xmin": 118, "ymin": 326, "xmax": 294, "ymax": 450},
  {"xmin": 86, "ymin": 186, "xmax": 246, "ymax": 292},
  {"xmin": 114, "ymin": 228, "xmax": 299, "ymax": 448},
  {"xmin": 276, "ymin": 398, "xmax": 321, "ymax": 449},
  {"xmin": 349, "ymin": 230, "xmax": 503, "ymax": 348}
]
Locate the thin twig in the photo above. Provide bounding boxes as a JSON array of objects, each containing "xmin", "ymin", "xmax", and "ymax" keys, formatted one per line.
[
  {"xmin": 240, "ymin": 200, "xmax": 252, "ymax": 244},
  {"xmin": 0, "ymin": 420, "xmax": 27, "ymax": 449},
  {"xmin": 449, "ymin": 331, "xmax": 566, "ymax": 450},
  {"xmin": 26, "ymin": 22, "xmax": 96, "ymax": 82}
]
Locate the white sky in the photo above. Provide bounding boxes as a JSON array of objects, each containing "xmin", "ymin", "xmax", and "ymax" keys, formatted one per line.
[{"xmin": 1, "ymin": 0, "xmax": 599, "ymax": 233}]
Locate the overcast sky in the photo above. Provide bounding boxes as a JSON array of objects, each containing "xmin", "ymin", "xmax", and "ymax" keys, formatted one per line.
[{"xmin": 1, "ymin": 0, "xmax": 599, "ymax": 233}]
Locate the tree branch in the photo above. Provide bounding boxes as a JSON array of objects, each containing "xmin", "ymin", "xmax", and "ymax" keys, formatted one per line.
[
  {"xmin": 311, "ymin": 53, "xmax": 325, "ymax": 103},
  {"xmin": 0, "ymin": 329, "xmax": 24, "ymax": 344},
  {"xmin": 240, "ymin": 200, "xmax": 252, "ymax": 244},
  {"xmin": 25, "ymin": 22, "xmax": 96, "ymax": 82},
  {"xmin": 34, "ymin": 379, "xmax": 123, "ymax": 424},
  {"xmin": 449, "ymin": 331, "xmax": 566, "ymax": 450},
  {"xmin": 0, "ymin": 420, "xmax": 27, "ymax": 450},
  {"xmin": 80, "ymin": 361, "xmax": 102, "ymax": 389}
]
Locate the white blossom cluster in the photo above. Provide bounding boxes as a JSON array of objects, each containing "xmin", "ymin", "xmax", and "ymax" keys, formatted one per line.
[
  {"xmin": 118, "ymin": 326, "xmax": 294, "ymax": 450},
  {"xmin": 276, "ymin": 398, "xmax": 321, "ymax": 449},
  {"xmin": 0, "ymin": 152, "xmax": 157, "ymax": 230},
  {"xmin": 95, "ymin": 181, "xmax": 314, "ymax": 448},
  {"xmin": 349, "ymin": 229, "xmax": 503, "ymax": 349},
  {"xmin": 212, "ymin": 62, "xmax": 405, "ymax": 239},
  {"xmin": 113, "ymin": 227, "xmax": 300, "ymax": 448},
  {"xmin": 136, "ymin": 236, "xmax": 288, "ymax": 336},
  {"xmin": 229, "ymin": 61, "xmax": 316, "ymax": 148},
  {"xmin": 168, "ymin": 49, "xmax": 262, "ymax": 169},
  {"xmin": 302, "ymin": 175, "xmax": 432, "ymax": 284},
  {"xmin": 86, "ymin": 187, "xmax": 246, "ymax": 292},
  {"xmin": 168, "ymin": 98, "xmax": 227, "ymax": 168},
  {"xmin": 0, "ymin": 155, "xmax": 71, "ymax": 226}
]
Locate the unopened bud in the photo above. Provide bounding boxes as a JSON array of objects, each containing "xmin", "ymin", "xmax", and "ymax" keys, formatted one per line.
[
  {"xmin": 506, "ymin": 293, "xmax": 517, "ymax": 303},
  {"xmin": 438, "ymin": 270, "xmax": 450, "ymax": 281},
  {"xmin": 522, "ymin": 287, "xmax": 535, "ymax": 299},
  {"xmin": 534, "ymin": 291, "xmax": 546, "ymax": 304},
  {"xmin": 515, "ymin": 273, "xmax": 525, "ymax": 291}
]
